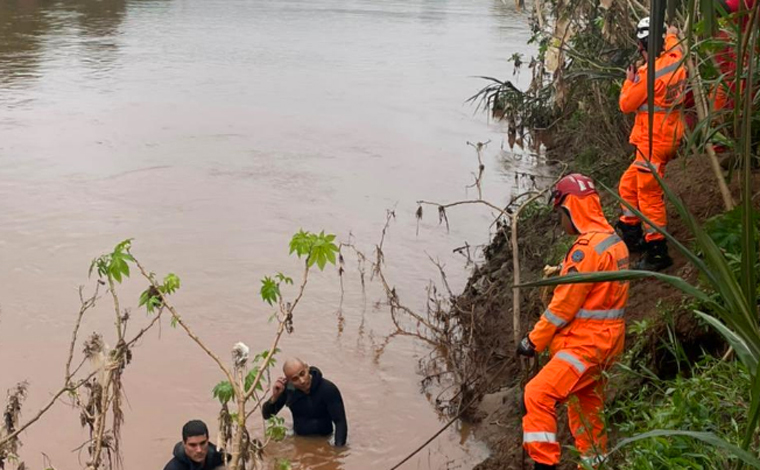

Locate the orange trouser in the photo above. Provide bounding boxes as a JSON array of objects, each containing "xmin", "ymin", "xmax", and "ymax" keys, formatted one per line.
[
  {"xmin": 523, "ymin": 351, "xmax": 608, "ymax": 466},
  {"xmin": 618, "ymin": 145, "xmax": 671, "ymax": 242}
]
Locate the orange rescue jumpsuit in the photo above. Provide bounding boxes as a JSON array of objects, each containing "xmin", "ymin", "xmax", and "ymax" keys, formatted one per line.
[
  {"xmin": 523, "ymin": 193, "xmax": 630, "ymax": 467},
  {"xmin": 618, "ymin": 33, "xmax": 686, "ymax": 242}
]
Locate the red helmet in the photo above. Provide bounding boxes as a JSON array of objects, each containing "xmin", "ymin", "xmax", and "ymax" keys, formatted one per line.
[{"xmin": 550, "ymin": 173, "xmax": 598, "ymax": 209}]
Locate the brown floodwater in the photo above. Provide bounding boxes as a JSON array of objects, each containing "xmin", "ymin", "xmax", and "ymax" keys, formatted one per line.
[{"xmin": 0, "ymin": 0, "xmax": 538, "ymax": 468}]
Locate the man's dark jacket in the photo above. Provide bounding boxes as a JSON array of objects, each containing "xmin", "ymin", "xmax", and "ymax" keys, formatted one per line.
[
  {"xmin": 262, "ymin": 366, "xmax": 348, "ymax": 446},
  {"xmin": 163, "ymin": 441, "xmax": 225, "ymax": 470}
]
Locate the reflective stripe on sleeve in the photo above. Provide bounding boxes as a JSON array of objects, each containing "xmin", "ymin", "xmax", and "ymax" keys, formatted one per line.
[
  {"xmin": 654, "ymin": 61, "xmax": 681, "ymax": 79},
  {"xmin": 543, "ymin": 309, "xmax": 568, "ymax": 328}
]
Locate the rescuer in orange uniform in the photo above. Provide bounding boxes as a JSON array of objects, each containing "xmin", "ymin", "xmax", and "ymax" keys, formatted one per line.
[
  {"xmin": 616, "ymin": 20, "xmax": 686, "ymax": 271},
  {"xmin": 517, "ymin": 173, "xmax": 630, "ymax": 470}
]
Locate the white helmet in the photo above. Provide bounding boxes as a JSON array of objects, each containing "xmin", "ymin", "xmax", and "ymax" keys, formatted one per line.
[
  {"xmin": 636, "ymin": 17, "xmax": 651, "ymax": 39},
  {"xmin": 636, "ymin": 17, "xmax": 665, "ymax": 40}
]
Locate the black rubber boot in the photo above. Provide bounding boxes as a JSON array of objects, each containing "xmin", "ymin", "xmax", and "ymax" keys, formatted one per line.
[
  {"xmin": 635, "ymin": 239, "xmax": 673, "ymax": 271},
  {"xmin": 534, "ymin": 463, "xmax": 557, "ymax": 470},
  {"xmin": 615, "ymin": 220, "xmax": 644, "ymax": 253}
]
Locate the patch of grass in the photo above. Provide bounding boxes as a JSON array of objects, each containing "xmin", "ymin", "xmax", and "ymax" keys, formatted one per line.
[{"xmin": 608, "ymin": 357, "xmax": 752, "ymax": 470}]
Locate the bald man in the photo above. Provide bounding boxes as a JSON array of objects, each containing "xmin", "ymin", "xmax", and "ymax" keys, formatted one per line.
[{"xmin": 262, "ymin": 358, "xmax": 348, "ymax": 446}]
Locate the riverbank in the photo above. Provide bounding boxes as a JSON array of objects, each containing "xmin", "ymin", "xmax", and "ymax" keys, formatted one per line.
[
  {"xmin": 442, "ymin": 2, "xmax": 760, "ymax": 467},
  {"xmin": 458, "ymin": 150, "xmax": 750, "ymax": 469}
]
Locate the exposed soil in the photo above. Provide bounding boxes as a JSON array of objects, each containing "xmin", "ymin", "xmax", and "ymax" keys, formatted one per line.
[{"xmin": 453, "ymin": 152, "xmax": 758, "ymax": 470}]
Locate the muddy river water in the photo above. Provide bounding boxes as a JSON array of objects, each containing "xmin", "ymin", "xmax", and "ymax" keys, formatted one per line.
[{"xmin": 0, "ymin": 0, "xmax": 536, "ymax": 468}]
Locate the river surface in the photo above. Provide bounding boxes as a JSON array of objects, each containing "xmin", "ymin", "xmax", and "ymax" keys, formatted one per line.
[{"xmin": 0, "ymin": 0, "xmax": 536, "ymax": 468}]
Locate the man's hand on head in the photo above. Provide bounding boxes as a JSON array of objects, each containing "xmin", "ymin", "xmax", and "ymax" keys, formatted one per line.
[{"xmin": 270, "ymin": 377, "xmax": 287, "ymax": 402}]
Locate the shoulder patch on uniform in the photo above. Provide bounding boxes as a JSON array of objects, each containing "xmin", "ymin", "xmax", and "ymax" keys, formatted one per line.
[{"xmin": 571, "ymin": 250, "xmax": 585, "ymax": 262}]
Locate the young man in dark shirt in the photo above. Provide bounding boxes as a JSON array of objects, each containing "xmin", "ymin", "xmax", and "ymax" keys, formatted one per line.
[
  {"xmin": 163, "ymin": 420, "xmax": 225, "ymax": 470},
  {"xmin": 262, "ymin": 358, "xmax": 348, "ymax": 446}
]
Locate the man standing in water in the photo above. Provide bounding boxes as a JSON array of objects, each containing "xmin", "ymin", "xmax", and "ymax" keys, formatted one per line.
[
  {"xmin": 163, "ymin": 420, "xmax": 226, "ymax": 470},
  {"xmin": 517, "ymin": 174, "xmax": 629, "ymax": 470},
  {"xmin": 262, "ymin": 358, "xmax": 348, "ymax": 446}
]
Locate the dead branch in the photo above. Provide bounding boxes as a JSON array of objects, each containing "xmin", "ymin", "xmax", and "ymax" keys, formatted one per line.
[
  {"xmin": 466, "ymin": 140, "xmax": 490, "ymax": 200},
  {"xmin": 0, "ymin": 369, "xmax": 101, "ymax": 451},
  {"xmin": 0, "ymin": 284, "xmax": 104, "ymax": 452}
]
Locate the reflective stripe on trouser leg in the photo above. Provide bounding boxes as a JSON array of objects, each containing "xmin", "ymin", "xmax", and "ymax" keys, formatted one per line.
[
  {"xmin": 523, "ymin": 353, "xmax": 592, "ymax": 465},
  {"xmin": 567, "ymin": 378, "xmax": 608, "ymax": 465},
  {"xmin": 618, "ymin": 163, "xmax": 640, "ymax": 225},
  {"xmin": 636, "ymin": 169, "xmax": 667, "ymax": 242}
]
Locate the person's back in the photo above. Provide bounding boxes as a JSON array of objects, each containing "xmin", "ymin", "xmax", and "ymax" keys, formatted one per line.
[
  {"xmin": 164, "ymin": 420, "xmax": 225, "ymax": 470},
  {"xmin": 620, "ymin": 28, "xmax": 686, "ymax": 154}
]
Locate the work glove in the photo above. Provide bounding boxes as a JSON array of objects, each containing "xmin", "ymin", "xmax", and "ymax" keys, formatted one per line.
[{"xmin": 516, "ymin": 336, "xmax": 536, "ymax": 357}]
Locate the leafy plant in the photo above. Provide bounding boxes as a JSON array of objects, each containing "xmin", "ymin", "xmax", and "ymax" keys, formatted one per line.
[
  {"xmin": 89, "ymin": 239, "xmax": 134, "ymax": 283},
  {"xmin": 289, "ymin": 230, "xmax": 339, "ymax": 270},
  {"xmin": 260, "ymin": 273, "xmax": 292, "ymax": 306},
  {"xmin": 609, "ymin": 358, "xmax": 751, "ymax": 469},
  {"xmin": 138, "ymin": 272, "xmax": 181, "ymax": 314},
  {"xmin": 704, "ymin": 207, "xmax": 760, "ymax": 259},
  {"xmin": 266, "ymin": 416, "xmax": 288, "ymax": 442},
  {"xmin": 212, "ymin": 380, "xmax": 234, "ymax": 405}
]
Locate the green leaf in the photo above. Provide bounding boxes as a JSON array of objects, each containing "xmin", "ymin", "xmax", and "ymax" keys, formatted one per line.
[
  {"xmin": 266, "ymin": 416, "xmax": 288, "ymax": 442},
  {"xmin": 695, "ymin": 311, "xmax": 757, "ymax": 372},
  {"xmin": 275, "ymin": 272, "xmax": 293, "ymax": 285},
  {"xmin": 289, "ymin": 229, "xmax": 313, "ymax": 257},
  {"xmin": 212, "ymin": 380, "xmax": 234, "ymax": 404},
  {"xmin": 260, "ymin": 276, "xmax": 281, "ymax": 306},
  {"xmin": 162, "ymin": 273, "xmax": 181, "ymax": 294},
  {"xmin": 244, "ymin": 367, "xmax": 263, "ymax": 393},
  {"xmin": 519, "ymin": 271, "xmax": 716, "ymax": 309}
]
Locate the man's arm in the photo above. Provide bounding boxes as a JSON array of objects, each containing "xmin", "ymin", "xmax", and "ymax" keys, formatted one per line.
[
  {"xmin": 528, "ymin": 243, "xmax": 596, "ymax": 352},
  {"xmin": 325, "ymin": 382, "xmax": 348, "ymax": 446},
  {"xmin": 620, "ymin": 66, "xmax": 649, "ymax": 114},
  {"xmin": 663, "ymin": 30, "xmax": 682, "ymax": 57},
  {"xmin": 262, "ymin": 391, "xmax": 287, "ymax": 419}
]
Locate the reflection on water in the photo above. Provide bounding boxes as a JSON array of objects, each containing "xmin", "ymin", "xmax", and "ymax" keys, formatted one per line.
[
  {"xmin": 0, "ymin": 0, "xmax": 129, "ymax": 93},
  {"xmin": 0, "ymin": 0, "xmax": 535, "ymax": 468}
]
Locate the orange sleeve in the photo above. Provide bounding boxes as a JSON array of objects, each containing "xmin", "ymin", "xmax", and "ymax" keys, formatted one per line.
[
  {"xmin": 620, "ymin": 65, "xmax": 649, "ymax": 114},
  {"xmin": 529, "ymin": 243, "xmax": 597, "ymax": 352},
  {"xmin": 663, "ymin": 33, "xmax": 682, "ymax": 58}
]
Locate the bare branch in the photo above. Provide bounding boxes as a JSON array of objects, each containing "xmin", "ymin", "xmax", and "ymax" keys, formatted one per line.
[
  {"xmin": 130, "ymin": 255, "xmax": 237, "ymax": 388},
  {"xmin": 465, "ymin": 140, "xmax": 490, "ymax": 200}
]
